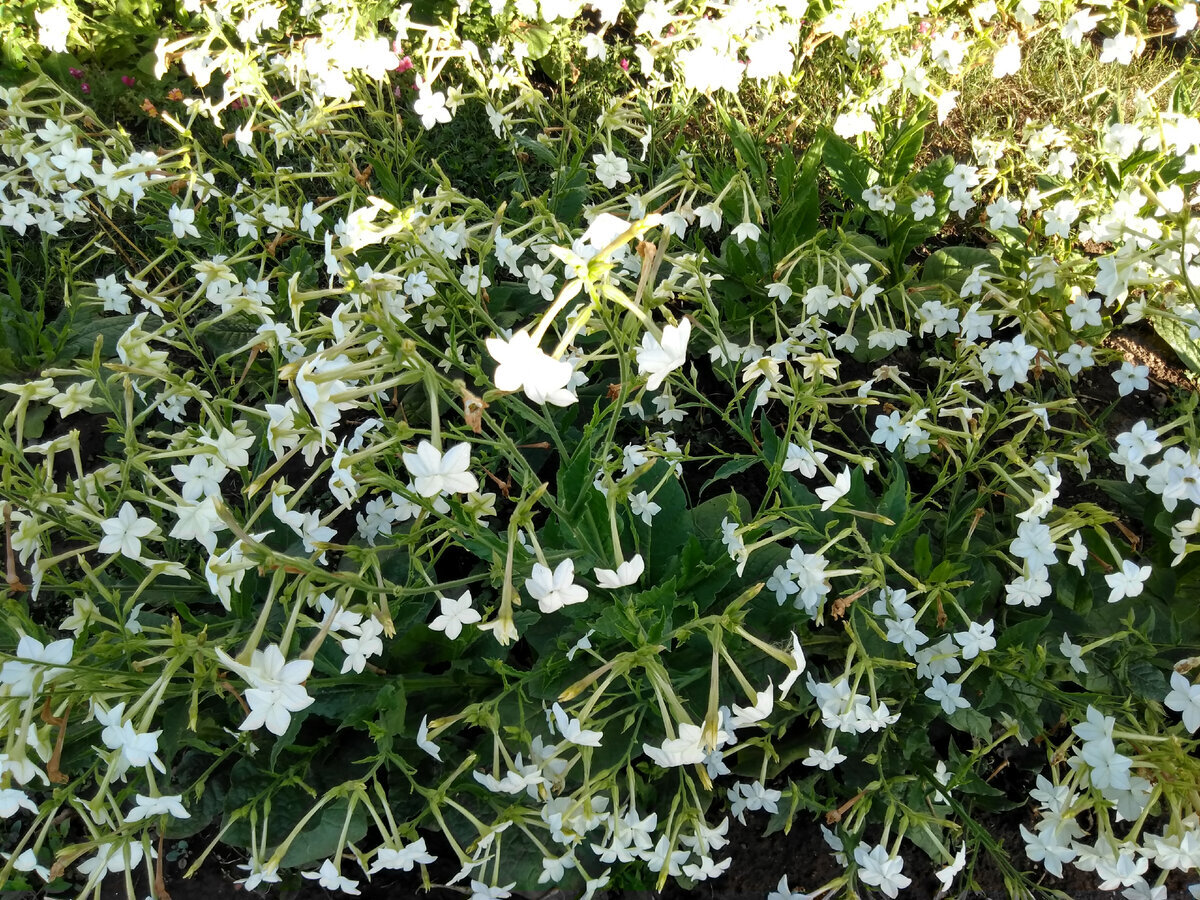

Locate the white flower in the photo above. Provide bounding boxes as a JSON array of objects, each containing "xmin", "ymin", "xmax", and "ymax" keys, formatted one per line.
[
  {"xmin": 302, "ymin": 859, "xmax": 360, "ymax": 895},
  {"xmin": 1100, "ymin": 30, "xmax": 1142, "ymax": 65},
  {"xmin": 992, "ymin": 34, "xmax": 1022, "ymax": 78},
  {"xmin": 469, "ymin": 880, "xmax": 516, "ymax": 900},
  {"xmin": 1113, "ymin": 361, "xmax": 1150, "ymax": 396},
  {"xmin": 416, "ymin": 715, "xmax": 442, "ymax": 760},
  {"xmin": 924, "ymin": 676, "xmax": 971, "ymax": 715},
  {"xmin": 803, "ymin": 745, "xmax": 847, "ymax": 771},
  {"xmin": 593, "ymin": 151, "xmax": 631, "ymax": 189},
  {"xmin": 630, "ymin": 490, "xmax": 662, "ymax": 524},
  {"xmin": 0, "ymin": 787, "xmax": 38, "ymax": 818},
  {"xmin": 728, "ymin": 682, "xmax": 774, "ymax": 729},
  {"xmin": 911, "ymin": 193, "xmax": 936, "ymax": 221},
  {"xmin": 1105, "ymin": 558, "xmax": 1151, "ymax": 603},
  {"xmin": 936, "ymin": 844, "xmax": 967, "ymax": 891},
  {"xmin": 98, "ymin": 502, "xmax": 158, "ymax": 560},
  {"xmin": 767, "ymin": 874, "xmax": 813, "ymax": 900},
  {"xmin": 833, "ymin": 110, "xmax": 874, "ymax": 139},
  {"xmin": 526, "ymin": 559, "xmax": 589, "ymax": 613},
  {"xmin": 168, "ymin": 205, "xmax": 200, "ymax": 240},
  {"xmin": 0, "ymin": 635, "xmax": 74, "ymax": 697},
  {"xmin": 643, "ymin": 722, "xmax": 707, "ymax": 768},
  {"xmin": 236, "ymin": 855, "xmax": 281, "ymax": 890},
  {"xmin": 369, "ymin": 838, "xmax": 437, "ymax": 874},
  {"xmin": 594, "ymin": 554, "xmax": 645, "ymax": 588},
  {"xmin": 486, "ymin": 331, "xmax": 576, "ymax": 406},
  {"xmin": 678, "ymin": 44, "xmax": 743, "ymax": 93},
  {"xmin": 636, "ymin": 319, "xmax": 691, "ymax": 391},
  {"xmin": 124, "ymin": 794, "xmax": 189, "ymax": 823},
  {"xmin": 413, "ymin": 86, "xmax": 452, "ymax": 129},
  {"xmin": 218, "ymin": 644, "xmax": 314, "ymax": 737},
  {"xmin": 953, "ymin": 620, "xmax": 996, "ymax": 659},
  {"xmin": 551, "ymin": 702, "xmax": 603, "ymax": 746},
  {"xmin": 986, "ymin": 195, "xmax": 1022, "ymax": 230},
  {"xmin": 429, "ymin": 590, "xmax": 482, "ymax": 640},
  {"xmin": 1060, "ymin": 632, "xmax": 1089, "ymax": 674},
  {"xmin": 695, "ymin": 204, "xmax": 723, "ymax": 231},
  {"xmin": 853, "ymin": 843, "xmax": 911, "ymax": 898},
  {"xmin": 815, "ymin": 467, "xmax": 851, "ymax": 511},
  {"xmin": 1164, "ymin": 671, "xmax": 1200, "ymax": 733},
  {"xmin": 402, "ymin": 441, "xmax": 479, "ymax": 497},
  {"xmin": 778, "ymin": 632, "xmax": 807, "ymax": 698},
  {"xmin": 732, "ymin": 222, "xmax": 761, "ymax": 243},
  {"xmin": 782, "ymin": 442, "xmax": 828, "ymax": 478},
  {"xmin": 746, "ymin": 32, "xmax": 795, "ymax": 80},
  {"xmin": 35, "ymin": 5, "xmax": 70, "ymax": 53}
]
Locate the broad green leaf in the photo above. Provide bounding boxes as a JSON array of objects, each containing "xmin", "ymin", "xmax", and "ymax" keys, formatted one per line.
[
  {"xmin": 996, "ymin": 613, "xmax": 1052, "ymax": 652},
  {"xmin": 921, "ymin": 246, "xmax": 1000, "ymax": 295},
  {"xmin": 1151, "ymin": 308, "xmax": 1200, "ymax": 376},
  {"xmin": 820, "ymin": 128, "xmax": 872, "ymax": 204}
]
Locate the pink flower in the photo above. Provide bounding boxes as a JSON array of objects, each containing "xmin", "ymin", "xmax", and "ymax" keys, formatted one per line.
[{"xmin": 121, "ymin": 75, "xmax": 136, "ymax": 87}]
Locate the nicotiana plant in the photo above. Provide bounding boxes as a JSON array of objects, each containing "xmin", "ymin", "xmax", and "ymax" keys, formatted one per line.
[{"xmin": 1, "ymin": 0, "xmax": 1200, "ymax": 898}]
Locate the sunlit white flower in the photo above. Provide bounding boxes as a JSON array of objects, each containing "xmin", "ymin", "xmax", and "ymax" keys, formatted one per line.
[
  {"xmin": 991, "ymin": 34, "xmax": 1021, "ymax": 78},
  {"xmin": 35, "ymin": 6, "xmax": 70, "ymax": 53},
  {"xmin": 218, "ymin": 644, "xmax": 314, "ymax": 737},
  {"xmin": 593, "ymin": 151, "xmax": 631, "ymax": 189},
  {"xmin": 413, "ymin": 85, "xmax": 452, "ymax": 129},
  {"xmin": 1113, "ymin": 361, "xmax": 1150, "ymax": 396},
  {"xmin": 636, "ymin": 319, "xmax": 691, "ymax": 391},
  {"xmin": 486, "ymin": 331, "xmax": 576, "ymax": 406}
]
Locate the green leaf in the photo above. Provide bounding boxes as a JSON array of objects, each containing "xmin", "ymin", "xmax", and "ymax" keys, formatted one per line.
[
  {"xmin": 692, "ymin": 493, "xmax": 749, "ymax": 541},
  {"xmin": 634, "ymin": 461, "xmax": 688, "ymax": 581},
  {"xmin": 1124, "ymin": 658, "xmax": 1168, "ymax": 701},
  {"xmin": 278, "ymin": 795, "xmax": 367, "ymax": 868},
  {"xmin": 996, "ymin": 613, "xmax": 1052, "ymax": 652},
  {"xmin": 820, "ymin": 128, "xmax": 873, "ymax": 204},
  {"xmin": 633, "ymin": 580, "xmax": 678, "ymax": 643},
  {"xmin": 948, "ymin": 706, "xmax": 994, "ymax": 741},
  {"xmin": 1093, "ymin": 479, "xmax": 1150, "ymax": 519},
  {"xmin": 882, "ymin": 115, "xmax": 927, "ymax": 183},
  {"xmin": 921, "ymin": 246, "xmax": 1000, "ymax": 295},
  {"xmin": 699, "ymin": 455, "xmax": 758, "ymax": 496},
  {"xmin": 56, "ymin": 313, "xmax": 137, "ymax": 363},
  {"xmin": 551, "ymin": 167, "xmax": 588, "ymax": 224},
  {"xmin": 1150, "ymin": 308, "xmax": 1200, "ymax": 376},
  {"xmin": 772, "ymin": 137, "xmax": 824, "ymax": 247},
  {"xmin": 718, "ymin": 108, "xmax": 768, "ymax": 189},
  {"xmin": 524, "ymin": 24, "xmax": 553, "ymax": 60},
  {"xmin": 913, "ymin": 533, "xmax": 932, "ymax": 579}
]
